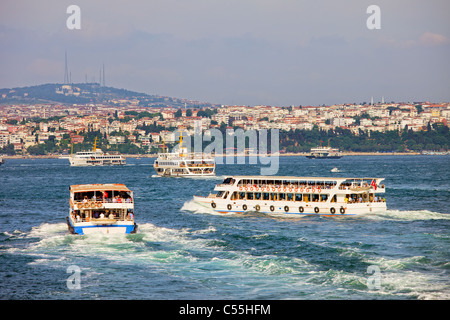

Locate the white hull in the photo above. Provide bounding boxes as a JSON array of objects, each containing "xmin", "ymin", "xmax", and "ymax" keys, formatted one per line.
[
  {"xmin": 154, "ymin": 167, "xmax": 216, "ymax": 177},
  {"xmin": 70, "ymin": 159, "xmax": 126, "ymax": 166},
  {"xmin": 194, "ymin": 195, "xmax": 386, "ymax": 216},
  {"xmin": 67, "ymin": 217, "xmax": 137, "ymax": 234},
  {"xmin": 69, "ymin": 148, "xmax": 125, "ymax": 166}
]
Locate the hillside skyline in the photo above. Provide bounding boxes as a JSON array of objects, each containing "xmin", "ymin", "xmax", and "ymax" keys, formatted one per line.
[{"xmin": 1, "ymin": 1, "xmax": 449, "ymax": 106}]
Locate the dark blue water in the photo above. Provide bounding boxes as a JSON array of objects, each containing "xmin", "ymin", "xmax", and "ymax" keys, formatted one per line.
[{"xmin": 0, "ymin": 155, "xmax": 449, "ymax": 299}]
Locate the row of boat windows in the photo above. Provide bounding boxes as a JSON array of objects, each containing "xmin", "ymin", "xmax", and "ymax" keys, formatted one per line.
[
  {"xmin": 73, "ymin": 191, "xmax": 132, "ymax": 202},
  {"xmin": 156, "ymin": 161, "xmax": 214, "ymax": 166},
  {"xmin": 221, "ymin": 191, "xmax": 334, "ymax": 202},
  {"xmin": 218, "ymin": 191, "xmax": 385, "ymax": 203},
  {"xmin": 78, "ymin": 156, "xmax": 123, "ymax": 159},
  {"xmin": 72, "ymin": 209, "xmax": 134, "ymax": 221}
]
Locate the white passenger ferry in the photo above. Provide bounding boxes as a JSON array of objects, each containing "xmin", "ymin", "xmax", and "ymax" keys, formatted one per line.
[
  {"xmin": 66, "ymin": 184, "xmax": 137, "ymax": 234},
  {"xmin": 69, "ymin": 138, "xmax": 126, "ymax": 166},
  {"xmin": 153, "ymin": 134, "xmax": 215, "ymax": 177},
  {"xmin": 193, "ymin": 176, "xmax": 386, "ymax": 216},
  {"xmin": 306, "ymin": 147, "xmax": 342, "ymax": 159}
]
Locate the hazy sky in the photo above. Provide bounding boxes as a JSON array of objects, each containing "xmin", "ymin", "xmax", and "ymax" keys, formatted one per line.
[{"xmin": 0, "ymin": 0, "xmax": 449, "ymax": 106}]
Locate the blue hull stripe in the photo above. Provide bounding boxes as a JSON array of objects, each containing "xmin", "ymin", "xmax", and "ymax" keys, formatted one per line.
[{"xmin": 67, "ymin": 217, "xmax": 136, "ymax": 235}]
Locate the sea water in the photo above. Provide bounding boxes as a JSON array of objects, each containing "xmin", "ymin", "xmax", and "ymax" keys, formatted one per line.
[{"xmin": 0, "ymin": 155, "xmax": 449, "ymax": 299}]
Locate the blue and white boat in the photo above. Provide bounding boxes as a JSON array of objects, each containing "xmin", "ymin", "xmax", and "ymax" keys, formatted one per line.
[{"xmin": 67, "ymin": 184, "xmax": 137, "ymax": 235}]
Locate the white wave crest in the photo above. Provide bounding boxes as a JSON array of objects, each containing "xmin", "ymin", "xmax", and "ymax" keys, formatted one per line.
[
  {"xmin": 370, "ymin": 209, "xmax": 450, "ymax": 221},
  {"xmin": 180, "ymin": 199, "xmax": 232, "ymax": 216}
]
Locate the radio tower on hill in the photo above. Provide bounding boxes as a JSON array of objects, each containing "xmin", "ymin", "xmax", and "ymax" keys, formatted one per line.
[{"xmin": 64, "ymin": 51, "xmax": 69, "ymax": 84}]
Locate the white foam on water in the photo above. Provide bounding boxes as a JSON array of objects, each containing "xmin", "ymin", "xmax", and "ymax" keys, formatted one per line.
[
  {"xmin": 180, "ymin": 199, "xmax": 234, "ymax": 216},
  {"xmin": 370, "ymin": 209, "xmax": 450, "ymax": 221}
]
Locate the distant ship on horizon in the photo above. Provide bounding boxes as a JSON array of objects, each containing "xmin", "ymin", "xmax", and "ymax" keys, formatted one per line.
[{"xmin": 306, "ymin": 146, "xmax": 342, "ymax": 159}]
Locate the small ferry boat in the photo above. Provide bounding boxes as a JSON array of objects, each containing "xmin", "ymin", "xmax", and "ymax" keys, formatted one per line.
[
  {"xmin": 0, "ymin": 157, "xmax": 4, "ymax": 166},
  {"xmin": 153, "ymin": 134, "xmax": 215, "ymax": 177},
  {"xmin": 193, "ymin": 176, "xmax": 386, "ymax": 216},
  {"xmin": 69, "ymin": 138, "xmax": 126, "ymax": 166},
  {"xmin": 306, "ymin": 147, "xmax": 342, "ymax": 159},
  {"xmin": 66, "ymin": 183, "xmax": 137, "ymax": 235}
]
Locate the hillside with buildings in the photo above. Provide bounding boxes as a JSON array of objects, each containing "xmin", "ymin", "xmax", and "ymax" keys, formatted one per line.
[
  {"xmin": 0, "ymin": 83, "xmax": 217, "ymax": 109},
  {"xmin": 0, "ymin": 83, "xmax": 449, "ymax": 156}
]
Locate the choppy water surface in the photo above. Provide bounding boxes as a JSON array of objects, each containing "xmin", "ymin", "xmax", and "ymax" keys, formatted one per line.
[{"xmin": 0, "ymin": 155, "xmax": 449, "ymax": 299}]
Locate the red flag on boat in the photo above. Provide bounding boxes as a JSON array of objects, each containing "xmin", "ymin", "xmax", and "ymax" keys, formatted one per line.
[{"xmin": 371, "ymin": 180, "xmax": 377, "ymax": 190}]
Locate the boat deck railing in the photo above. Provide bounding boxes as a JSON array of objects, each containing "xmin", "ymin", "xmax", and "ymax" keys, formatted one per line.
[
  {"xmin": 158, "ymin": 152, "xmax": 214, "ymax": 161},
  {"xmin": 73, "ymin": 199, "xmax": 133, "ymax": 209},
  {"xmin": 72, "ymin": 215, "xmax": 134, "ymax": 223}
]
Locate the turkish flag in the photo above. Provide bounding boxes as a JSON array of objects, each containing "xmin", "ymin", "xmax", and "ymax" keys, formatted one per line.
[{"xmin": 371, "ymin": 180, "xmax": 377, "ymax": 190}]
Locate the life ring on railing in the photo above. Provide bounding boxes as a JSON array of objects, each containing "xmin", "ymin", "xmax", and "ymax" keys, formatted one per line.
[
  {"xmin": 239, "ymin": 186, "xmax": 243, "ymax": 191},
  {"xmin": 294, "ymin": 188, "xmax": 298, "ymax": 192},
  {"xmin": 283, "ymin": 187, "xmax": 286, "ymax": 192},
  {"xmin": 312, "ymin": 188, "xmax": 315, "ymax": 193},
  {"xmin": 284, "ymin": 206, "xmax": 289, "ymax": 212},
  {"xmin": 227, "ymin": 204, "xmax": 232, "ymax": 210},
  {"xmin": 255, "ymin": 205, "xmax": 260, "ymax": 212},
  {"xmin": 211, "ymin": 202, "xmax": 216, "ymax": 208},
  {"xmin": 97, "ymin": 202, "xmax": 102, "ymax": 208},
  {"xmin": 330, "ymin": 207, "xmax": 336, "ymax": 214},
  {"xmin": 270, "ymin": 205, "xmax": 275, "ymax": 212},
  {"xmin": 300, "ymin": 188, "xmax": 304, "ymax": 192},
  {"xmin": 289, "ymin": 188, "xmax": 292, "ymax": 192},
  {"xmin": 243, "ymin": 204, "xmax": 247, "ymax": 211},
  {"xmin": 250, "ymin": 187, "xmax": 254, "ymax": 191},
  {"xmin": 340, "ymin": 207, "xmax": 345, "ymax": 214},
  {"xmin": 314, "ymin": 207, "xmax": 319, "ymax": 213},
  {"xmin": 318, "ymin": 187, "xmax": 322, "ymax": 193},
  {"xmin": 299, "ymin": 206, "xmax": 304, "ymax": 213}
]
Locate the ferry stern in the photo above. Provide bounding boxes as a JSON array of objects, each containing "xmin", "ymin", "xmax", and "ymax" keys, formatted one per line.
[{"xmin": 67, "ymin": 184, "xmax": 137, "ymax": 235}]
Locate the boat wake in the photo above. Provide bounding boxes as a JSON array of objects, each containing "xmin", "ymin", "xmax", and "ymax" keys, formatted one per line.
[
  {"xmin": 369, "ymin": 209, "xmax": 450, "ymax": 221},
  {"xmin": 180, "ymin": 199, "xmax": 230, "ymax": 215}
]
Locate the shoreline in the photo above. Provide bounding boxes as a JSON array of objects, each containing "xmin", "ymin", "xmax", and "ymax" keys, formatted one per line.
[{"xmin": 0, "ymin": 151, "xmax": 435, "ymax": 160}]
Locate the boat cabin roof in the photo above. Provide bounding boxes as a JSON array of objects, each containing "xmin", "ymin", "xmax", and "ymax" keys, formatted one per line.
[
  {"xmin": 70, "ymin": 184, "xmax": 131, "ymax": 193},
  {"xmin": 225, "ymin": 176, "xmax": 384, "ymax": 183}
]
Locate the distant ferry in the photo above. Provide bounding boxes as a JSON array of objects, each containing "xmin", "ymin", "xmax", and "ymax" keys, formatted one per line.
[
  {"xmin": 69, "ymin": 138, "xmax": 126, "ymax": 166},
  {"xmin": 193, "ymin": 175, "xmax": 386, "ymax": 216},
  {"xmin": 0, "ymin": 157, "xmax": 4, "ymax": 166},
  {"xmin": 67, "ymin": 183, "xmax": 137, "ymax": 235},
  {"xmin": 153, "ymin": 134, "xmax": 215, "ymax": 177},
  {"xmin": 306, "ymin": 147, "xmax": 342, "ymax": 159}
]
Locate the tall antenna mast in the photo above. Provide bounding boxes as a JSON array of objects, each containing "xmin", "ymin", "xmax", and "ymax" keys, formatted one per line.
[
  {"xmin": 102, "ymin": 63, "xmax": 105, "ymax": 87},
  {"xmin": 64, "ymin": 51, "xmax": 69, "ymax": 84}
]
